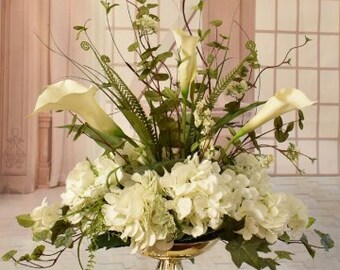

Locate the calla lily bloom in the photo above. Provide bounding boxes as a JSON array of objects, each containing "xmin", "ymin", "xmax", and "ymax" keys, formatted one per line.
[
  {"xmin": 172, "ymin": 29, "xmax": 199, "ymax": 99},
  {"xmin": 34, "ymin": 80, "xmax": 124, "ymax": 136},
  {"xmin": 231, "ymin": 88, "xmax": 315, "ymax": 142}
]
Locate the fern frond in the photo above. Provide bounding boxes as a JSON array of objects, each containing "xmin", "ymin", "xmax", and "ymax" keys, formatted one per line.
[
  {"xmin": 85, "ymin": 250, "xmax": 96, "ymax": 270},
  {"xmin": 81, "ymin": 41, "xmax": 158, "ymax": 157},
  {"xmin": 206, "ymin": 59, "xmax": 247, "ymax": 110}
]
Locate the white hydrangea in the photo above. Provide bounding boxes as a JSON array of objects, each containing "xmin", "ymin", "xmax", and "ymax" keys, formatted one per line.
[
  {"xmin": 160, "ymin": 155, "xmax": 232, "ymax": 238},
  {"xmin": 225, "ymin": 153, "xmax": 309, "ymax": 242},
  {"xmin": 102, "ymin": 170, "xmax": 176, "ymax": 253},
  {"xmin": 282, "ymin": 194, "xmax": 309, "ymax": 233},
  {"xmin": 30, "ymin": 198, "xmax": 61, "ymax": 238},
  {"xmin": 61, "ymin": 154, "xmax": 127, "ymax": 224}
]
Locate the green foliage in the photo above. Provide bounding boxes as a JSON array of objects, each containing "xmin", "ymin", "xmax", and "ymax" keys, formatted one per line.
[
  {"xmin": 275, "ymin": 250, "xmax": 294, "ymax": 261},
  {"xmin": 89, "ymin": 232, "xmax": 130, "ymax": 251},
  {"xmin": 62, "ymin": 124, "xmax": 124, "ymax": 151},
  {"xmin": 54, "ymin": 228, "xmax": 76, "ymax": 248},
  {"xmin": 300, "ymin": 233, "xmax": 316, "ymax": 258},
  {"xmin": 2, "ymin": 250, "xmax": 17, "ymax": 262},
  {"xmin": 100, "ymin": 1, "xmax": 119, "ymax": 14},
  {"xmin": 314, "ymin": 229, "xmax": 334, "ymax": 251},
  {"xmin": 225, "ymin": 236, "xmax": 279, "ymax": 270},
  {"xmin": 33, "ymin": 230, "xmax": 49, "ymax": 242},
  {"xmin": 16, "ymin": 214, "xmax": 35, "ymax": 228}
]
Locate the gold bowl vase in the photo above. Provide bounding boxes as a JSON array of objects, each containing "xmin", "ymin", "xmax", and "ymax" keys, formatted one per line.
[{"xmin": 143, "ymin": 240, "xmax": 217, "ymax": 270}]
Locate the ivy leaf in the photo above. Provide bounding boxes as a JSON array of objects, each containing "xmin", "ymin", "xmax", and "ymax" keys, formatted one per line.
[
  {"xmin": 31, "ymin": 245, "xmax": 45, "ymax": 260},
  {"xmin": 226, "ymin": 237, "xmax": 275, "ymax": 269},
  {"xmin": 33, "ymin": 230, "xmax": 50, "ymax": 242},
  {"xmin": 54, "ymin": 228, "xmax": 75, "ymax": 248},
  {"xmin": 2, "ymin": 250, "xmax": 17, "ymax": 261},
  {"xmin": 50, "ymin": 220, "xmax": 73, "ymax": 244},
  {"xmin": 219, "ymin": 216, "xmax": 244, "ymax": 242},
  {"xmin": 278, "ymin": 232, "xmax": 291, "ymax": 244},
  {"xmin": 89, "ymin": 232, "xmax": 129, "ymax": 251},
  {"xmin": 300, "ymin": 234, "xmax": 316, "ymax": 258},
  {"xmin": 307, "ymin": 217, "xmax": 316, "ymax": 228},
  {"xmin": 16, "ymin": 214, "xmax": 35, "ymax": 228},
  {"xmin": 314, "ymin": 229, "xmax": 334, "ymax": 251},
  {"xmin": 275, "ymin": 250, "xmax": 294, "ymax": 261}
]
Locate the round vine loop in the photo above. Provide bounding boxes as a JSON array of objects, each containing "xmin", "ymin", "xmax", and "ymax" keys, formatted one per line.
[{"xmin": 81, "ymin": 41, "xmax": 91, "ymax": 51}]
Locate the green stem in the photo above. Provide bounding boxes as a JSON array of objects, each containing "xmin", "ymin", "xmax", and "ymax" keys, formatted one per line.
[{"xmin": 181, "ymin": 98, "xmax": 187, "ymax": 158}]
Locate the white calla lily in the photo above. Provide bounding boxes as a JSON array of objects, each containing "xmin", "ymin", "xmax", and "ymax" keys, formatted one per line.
[
  {"xmin": 34, "ymin": 80, "xmax": 124, "ymax": 136},
  {"xmin": 231, "ymin": 88, "xmax": 315, "ymax": 142},
  {"xmin": 172, "ymin": 29, "xmax": 199, "ymax": 99}
]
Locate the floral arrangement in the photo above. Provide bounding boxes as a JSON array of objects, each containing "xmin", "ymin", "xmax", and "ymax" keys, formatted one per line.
[{"xmin": 3, "ymin": 0, "xmax": 334, "ymax": 269}]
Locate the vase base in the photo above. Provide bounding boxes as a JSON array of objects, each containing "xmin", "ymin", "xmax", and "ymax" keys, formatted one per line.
[{"xmin": 156, "ymin": 259, "xmax": 183, "ymax": 270}]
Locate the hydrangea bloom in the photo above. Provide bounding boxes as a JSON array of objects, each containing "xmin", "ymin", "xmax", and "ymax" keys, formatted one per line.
[
  {"xmin": 30, "ymin": 198, "xmax": 61, "ymax": 239},
  {"xmin": 160, "ymin": 155, "xmax": 232, "ymax": 237},
  {"xmin": 61, "ymin": 154, "xmax": 126, "ymax": 224},
  {"xmin": 102, "ymin": 170, "xmax": 176, "ymax": 253}
]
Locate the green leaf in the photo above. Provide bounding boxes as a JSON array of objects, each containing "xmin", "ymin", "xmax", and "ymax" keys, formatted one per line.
[
  {"xmin": 213, "ymin": 101, "xmax": 265, "ymax": 133},
  {"xmin": 139, "ymin": 68, "xmax": 151, "ymax": 80},
  {"xmin": 286, "ymin": 122, "xmax": 295, "ymax": 132},
  {"xmin": 300, "ymin": 234, "xmax": 316, "ymax": 258},
  {"xmin": 224, "ymin": 101, "xmax": 241, "ymax": 113},
  {"xmin": 275, "ymin": 130, "xmax": 289, "ymax": 143},
  {"xmin": 150, "ymin": 99, "xmax": 180, "ymax": 115},
  {"xmin": 207, "ymin": 41, "xmax": 227, "ymax": 50},
  {"xmin": 210, "ymin": 19, "xmax": 223, "ymax": 27},
  {"xmin": 162, "ymin": 87, "xmax": 179, "ymax": 99},
  {"xmin": 146, "ymin": 3, "xmax": 158, "ymax": 9},
  {"xmin": 152, "ymin": 73, "xmax": 169, "ymax": 81},
  {"xmin": 89, "ymin": 232, "xmax": 129, "ymax": 251},
  {"xmin": 218, "ymin": 216, "xmax": 244, "ymax": 242},
  {"xmin": 275, "ymin": 250, "xmax": 294, "ymax": 261},
  {"xmin": 274, "ymin": 116, "xmax": 283, "ymax": 129},
  {"xmin": 73, "ymin": 25, "xmax": 87, "ymax": 31},
  {"xmin": 156, "ymin": 51, "xmax": 173, "ymax": 62},
  {"xmin": 225, "ymin": 237, "xmax": 272, "ymax": 269},
  {"xmin": 314, "ymin": 229, "xmax": 334, "ymax": 251},
  {"xmin": 144, "ymin": 91, "xmax": 163, "ymax": 102},
  {"xmin": 136, "ymin": 0, "xmax": 147, "ymax": 4},
  {"xmin": 16, "ymin": 214, "xmax": 35, "ymax": 228},
  {"xmin": 33, "ymin": 230, "xmax": 50, "ymax": 242},
  {"xmin": 31, "ymin": 245, "xmax": 45, "ymax": 260},
  {"xmin": 54, "ymin": 228, "xmax": 75, "ymax": 248},
  {"xmin": 278, "ymin": 232, "xmax": 291, "ymax": 244},
  {"xmin": 62, "ymin": 124, "xmax": 124, "ymax": 151},
  {"xmin": 207, "ymin": 54, "xmax": 215, "ymax": 65},
  {"xmin": 2, "ymin": 250, "xmax": 17, "ymax": 261},
  {"xmin": 307, "ymin": 217, "xmax": 316, "ymax": 228},
  {"xmin": 195, "ymin": 0, "xmax": 204, "ymax": 11},
  {"xmin": 50, "ymin": 220, "xmax": 73, "ymax": 244},
  {"xmin": 128, "ymin": 41, "xmax": 139, "ymax": 52}
]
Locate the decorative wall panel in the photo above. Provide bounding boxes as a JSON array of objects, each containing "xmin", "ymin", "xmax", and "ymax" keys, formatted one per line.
[
  {"xmin": 0, "ymin": 0, "xmax": 50, "ymax": 193},
  {"xmin": 255, "ymin": 0, "xmax": 340, "ymax": 176}
]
